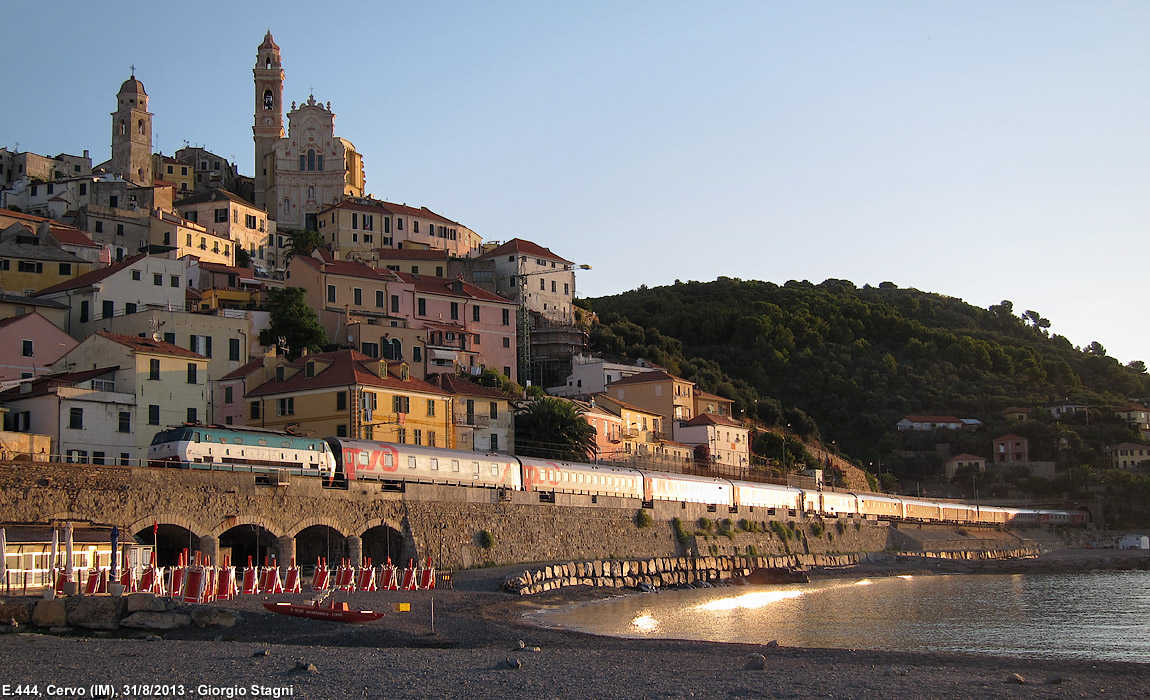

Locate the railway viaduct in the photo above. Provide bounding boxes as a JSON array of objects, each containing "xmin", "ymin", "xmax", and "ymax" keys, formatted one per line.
[{"xmin": 0, "ymin": 462, "xmax": 684, "ymax": 570}]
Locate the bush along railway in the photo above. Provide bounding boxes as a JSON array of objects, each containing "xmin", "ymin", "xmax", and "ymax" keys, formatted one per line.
[{"xmin": 148, "ymin": 424, "xmax": 1089, "ymax": 527}]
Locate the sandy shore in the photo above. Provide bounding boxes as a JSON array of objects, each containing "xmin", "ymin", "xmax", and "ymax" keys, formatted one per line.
[{"xmin": 0, "ymin": 549, "xmax": 1146, "ymax": 700}]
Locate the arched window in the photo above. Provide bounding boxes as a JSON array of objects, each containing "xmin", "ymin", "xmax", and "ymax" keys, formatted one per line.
[
  {"xmin": 137, "ymin": 119, "xmax": 145, "ymax": 135},
  {"xmin": 307, "ymin": 149, "xmax": 316, "ymax": 171},
  {"xmin": 118, "ymin": 120, "xmax": 126, "ymax": 136},
  {"xmin": 263, "ymin": 89, "xmax": 274, "ymax": 110},
  {"xmin": 391, "ymin": 339, "xmax": 403, "ymax": 361},
  {"xmin": 265, "ymin": 57, "xmax": 272, "ymax": 69},
  {"xmin": 299, "ymin": 155, "xmax": 306, "ymax": 171}
]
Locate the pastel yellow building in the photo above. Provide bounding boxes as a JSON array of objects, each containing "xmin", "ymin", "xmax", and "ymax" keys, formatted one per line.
[{"xmin": 243, "ymin": 350, "xmax": 453, "ymax": 446}]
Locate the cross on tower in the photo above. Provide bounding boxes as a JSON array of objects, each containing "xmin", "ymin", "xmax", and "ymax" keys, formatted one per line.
[{"xmin": 130, "ymin": 64, "xmax": 136, "ymax": 77}]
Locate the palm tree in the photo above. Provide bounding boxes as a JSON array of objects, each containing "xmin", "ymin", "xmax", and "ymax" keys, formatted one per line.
[
  {"xmin": 514, "ymin": 397, "xmax": 597, "ymax": 462},
  {"xmin": 283, "ymin": 229, "xmax": 324, "ymax": 266}
]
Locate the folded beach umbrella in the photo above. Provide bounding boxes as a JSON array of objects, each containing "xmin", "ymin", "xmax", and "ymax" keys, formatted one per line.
[
  {"xmin": 64, "ymin": 522, "xmax": 74, "ymax": 577},
  {"xmin": 0, "ymin": 528, "xmax": 7, "ymax": 581}
]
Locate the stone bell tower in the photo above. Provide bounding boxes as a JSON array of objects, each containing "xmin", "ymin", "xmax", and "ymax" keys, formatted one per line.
[
  {"xmin": 253, "ymin": 31, "xmax": 285, "ymax": 210},
  {"xmin": 110, "ymin": 71, "xmax": 153, "ymax": 186}
]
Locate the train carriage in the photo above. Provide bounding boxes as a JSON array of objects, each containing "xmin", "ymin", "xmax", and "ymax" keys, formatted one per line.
[
  {"xmin": 902, "ymin": 498, "xmax": 943, "ymax": 522},
  {"xmin": 975, "ymin": 506, "xmax": 1010, "ymax": 526},
  {"xmin": 643, "ymin": 471, "xmax": 732, "ymax": 507},
  {"xmin": 328, "ymin": 439, "xmax": 522, "ymax": 490},
  {"xmin": 940, "ymin": 502, "xmax": 977, "ymax": 523},
  {"xmin": 855, "ymin": 493, "xmax": 904, "ymax": 520},
  {"xmin": 731, "ymin": 482, "xmax": 803, "ymax": 515},
  {"xmin": 148, "ymin": 425, "xmax": 335, "ymax": 479},
  {"xmin": 816, "ymin": 491, "xmax": 859, "ymax": 518},
  {"xmin": 518, "ymin": 457, "xmax": 643, "ymax": 499}
]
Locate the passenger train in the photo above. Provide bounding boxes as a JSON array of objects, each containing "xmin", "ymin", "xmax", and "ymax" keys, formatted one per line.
[{"xmin": 148, "ymin": 425, "xmax": 1088, "ymax": 527}]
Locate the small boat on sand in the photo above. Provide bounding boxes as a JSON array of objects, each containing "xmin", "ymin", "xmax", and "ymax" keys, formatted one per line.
[{"xmin": 264, "ymin": 599, "xmax": 384, "ymax": 623}]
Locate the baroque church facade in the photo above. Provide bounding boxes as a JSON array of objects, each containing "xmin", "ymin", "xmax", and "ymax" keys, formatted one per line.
[{"xmin": 252, "ymin": 32, "xmax": 365, "ymax": 232}]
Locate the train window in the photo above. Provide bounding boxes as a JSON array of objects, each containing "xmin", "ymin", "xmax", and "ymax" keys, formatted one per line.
[
  {"xmin": 258, "ymin": 439, "xmax": 268, "ymax": 446},
  {"xmin": 430, "ymin": 458, "xmax": 438, "ymax": 471},
  {"xmin": 234, "ymin": 438, "xmax": 243, "ymax": 444},
  {"xmin": 451, "ymin": 460, "xmax": 460, "ymax": 472},
  {"xmin": 205, "ymin": 434, "xmax": 213, "ymax": 441},
  {"xmin": 357, "ymin": 452, "xmax": 368, "ymax": 466},
  {"xmin": 490, "ymin": 464, "xmax": 499, "ymax": 476},
  {"xmin": 193, "ymin": 432, "xmax": 201, "ymax": 441},
  {"xmin": 472, "ymin": 462, "xmax": 480, "ymax": 475},
  {"xmin": 383, "ymin": 453, "xmax": 393, "ymax": 468},
  {"xmin": 408, "ymin": 457, "xmax": 417, "ymax": 469}
]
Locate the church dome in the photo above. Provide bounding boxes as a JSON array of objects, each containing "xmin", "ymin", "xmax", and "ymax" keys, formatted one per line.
[{"xmin": 118, "ymin": 75, "xmax": 147, "ymax": 97}]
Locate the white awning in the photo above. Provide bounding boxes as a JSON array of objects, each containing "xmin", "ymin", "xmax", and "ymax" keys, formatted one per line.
[{"xmin": 429, "ymin": 349, "xmax": 457, "ymax": 362}]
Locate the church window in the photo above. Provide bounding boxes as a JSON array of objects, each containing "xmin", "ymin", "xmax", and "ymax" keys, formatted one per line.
[
  {"xmin": 119, "ymin": 120, "xmax": 126, "ymax": 136},
  {"xmin": 317, "ymin": 155, "xmax": 324, "ymax": 171},
  {"xmin": 299, "ymin": 155, "xmax": 306, "ymax": 171},
  {"xmin": 265, "ymin": 58, "xmax": 272, "ymax": 69},
  {"xmin": 263, "ymin": 89, "xmax": 274, "ymax": 109},
  {"xmin": 137, "ymin": 119, "xmax": 145, "ymax": 135},
  {"xmin": 307, "ymin": 149, "xmax": 316, "ymax": 171}
]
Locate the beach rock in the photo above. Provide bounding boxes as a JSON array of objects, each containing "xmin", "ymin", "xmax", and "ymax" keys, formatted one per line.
[
  {"xmin": 744, "ymin": 653, "xmax": 766, "ymax": 670},
  {"xmin": 253, "ymin": 649, "xmax": 270, "ymax": 657},
  {"xmin": 1046, "ymin": 676, "xmax": 1064, "ymax": 685},
  {"xmin": 1009, "ymin": 674, "xmax": 1026, "ymax": 684},
  {"xmin": 766, "ymin": 640, "xmax": 779, "ymax": 648},
  {"xmin": 49, "ymin": 626, "xmax": 74, "ymax": 634},
  {"xmin": 68, "ymin": 596, "xmax": 122, "ymax": 630},
  {"xmin": 127, "ymin": 593, "xmax": 166, "ymax": 613},
  {"xmin": 33, "ymin": 599, "xmax": 67, "ymax": 628},
  {"xmin": 505, "ymin": 658, "xmax": 521, "ymax": 669},
  {"xmin": 192, "ymin": 607, "xmax": 238, "ymax": 628},
  {"xmin": 0, "ymin": 601, "xmax": 34, "ymax": 625},
  {"xmin": 292, "ymin": 662, "xmax": 318, "ymax": 675},
  {"xmin": 120, "ymin": 612, "xmax": 192, "ymax": 630},
  {"xmin": 144, "ymin": 635, "xmax": 161, "ymax": 642}
]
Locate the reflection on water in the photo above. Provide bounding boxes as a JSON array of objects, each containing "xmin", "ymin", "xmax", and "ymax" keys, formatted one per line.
[{"xmin": 528, "ymin": 570, "xmax": 1150, "ymax": 663}]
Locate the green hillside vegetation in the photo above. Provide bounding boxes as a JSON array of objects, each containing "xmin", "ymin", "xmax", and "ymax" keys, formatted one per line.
[{"xmin": 583, "ymin": 278, "xmax": 1150, "ymax": 525}]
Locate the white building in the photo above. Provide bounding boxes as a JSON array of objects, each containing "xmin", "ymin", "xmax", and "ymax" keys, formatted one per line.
[
  {"xmin": 548, "ymin": 354, "xmax": 657, "ymax": 397},
  {"xmin": 673, "ymin": 413, "xmax": 750, "ymax": 471},
  {"xmin": 0, "ymin": 367, "xmax": 137, "ymax": 464},
  {"xmin": 31, "ymin": 254, "xmax": 188, "ymax": 336}
]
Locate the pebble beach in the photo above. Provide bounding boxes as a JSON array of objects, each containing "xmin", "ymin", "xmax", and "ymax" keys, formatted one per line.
[{"xmin": 1, "ymin": 551, "xmax": 1147, "ymax": 700}]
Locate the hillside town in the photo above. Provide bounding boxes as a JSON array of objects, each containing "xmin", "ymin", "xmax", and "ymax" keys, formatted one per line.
[{"xmin": 0, "ymin": 33, "xmax": 757, "ymax": 475}]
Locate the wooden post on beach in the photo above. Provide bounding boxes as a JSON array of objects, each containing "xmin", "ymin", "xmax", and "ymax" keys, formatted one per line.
[{"xmin": 430, "ymin": 596, "xmax": 435, "ymax": 634}]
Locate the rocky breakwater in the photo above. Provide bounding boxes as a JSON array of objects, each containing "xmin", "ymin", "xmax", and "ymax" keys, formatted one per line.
[
  {"xmin": 502, "ymin": 552, "xmax": 863, "ymax": 595},
  {"xmin": 0, "ymin": 592, "xmax": 239, "ymax": 635}
]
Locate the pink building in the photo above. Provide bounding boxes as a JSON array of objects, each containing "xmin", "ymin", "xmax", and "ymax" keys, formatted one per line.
[{"xmin": 0, "ymin": 312, "xmax": 78, "ymax": 382}]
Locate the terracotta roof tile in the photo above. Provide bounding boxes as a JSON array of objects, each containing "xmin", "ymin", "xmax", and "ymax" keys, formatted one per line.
[
  {"xmin": 96, "ymin": 331, "xmax": 207, "ymax": 359},
  {"xmin": 479, "ymin": 238, "xmax": 572, "ymax": 264},
  {"xmin": 425, "ymin": 372, "xmax": 514, "ymax": 400},
  {"xmin": 247, "ymin": 349, "xmax": 448, "ymax": 398}
]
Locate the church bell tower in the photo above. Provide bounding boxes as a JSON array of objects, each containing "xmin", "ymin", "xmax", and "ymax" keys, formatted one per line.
[
  {"xmin": 253, "ymin": 31, "xmax": 285, "ymax": 211},
  {"xmin": 111, "ymin": 72, "xmax": 153, "ymax": 187}
]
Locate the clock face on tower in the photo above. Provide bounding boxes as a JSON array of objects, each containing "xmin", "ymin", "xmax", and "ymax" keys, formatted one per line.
[{"xmin": 264, "ymin": 118, "xmax": 272, "ymax": 126}]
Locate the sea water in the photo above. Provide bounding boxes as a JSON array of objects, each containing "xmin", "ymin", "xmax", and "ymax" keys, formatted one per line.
[{"xmin": 528, "ymin": 570, "xmax": 1150, "ymax": 663}]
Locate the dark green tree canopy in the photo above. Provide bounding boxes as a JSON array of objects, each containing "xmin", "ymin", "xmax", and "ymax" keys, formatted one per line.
[
  {"xmin": 514, "ymin": 397, "xmax": 597, "ymax": 462},
  {"xmin": 284, "ymin": 229, "xmax": 324, "ymax": 265},
  {"xmin": 258, "ymin": 287, "xmax": 327, "ymax": 360}
]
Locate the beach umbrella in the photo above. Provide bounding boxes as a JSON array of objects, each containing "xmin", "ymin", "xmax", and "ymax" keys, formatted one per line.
[
  {"xmin": 0, "ymin": 528, "xmax": 7, "ymax": 580},
  {"xmin": 110, "ymin": 526, "xmax": 120, "ymax": 579},
  {"xmin": 64, "ymin": 522, "xmax": 74, "ymax": 577},
  {"xmin": 50, "ymin": 528, "xmax": 58, "ymax": 572}
]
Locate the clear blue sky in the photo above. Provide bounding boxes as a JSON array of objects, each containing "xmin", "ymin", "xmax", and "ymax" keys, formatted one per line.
[{"xmin": 6, "ymin": 1, "xmax": 1148, "ymax": 365}]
